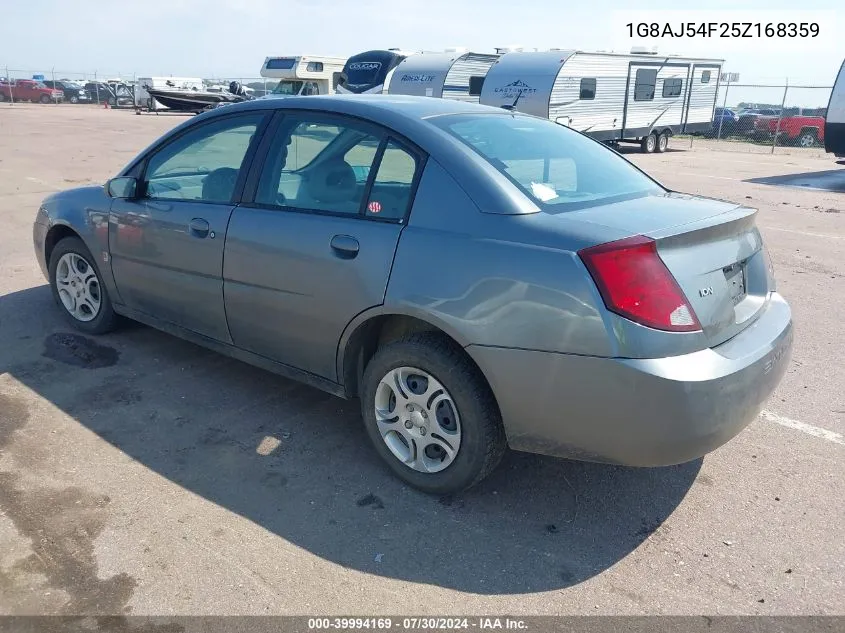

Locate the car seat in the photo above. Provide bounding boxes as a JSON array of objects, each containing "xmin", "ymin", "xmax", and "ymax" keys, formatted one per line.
[{"xmin": 202, "ymin": 167, "xmax": 239, "ymax": 203}]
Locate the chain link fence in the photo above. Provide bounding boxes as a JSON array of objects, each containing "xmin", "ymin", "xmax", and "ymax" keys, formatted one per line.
[
  {"xmin": 680, "ymin": 80, "xmax": 832, "ymax": 154},
  {"xmin": 1, "ymin": 66, "xmax": 833, "ymax": 155}
]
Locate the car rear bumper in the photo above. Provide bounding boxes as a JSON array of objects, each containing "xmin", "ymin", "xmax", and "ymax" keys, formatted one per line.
[{"xmin": 466, "ymin": 292, "xmax": 793, "ymax": 466}]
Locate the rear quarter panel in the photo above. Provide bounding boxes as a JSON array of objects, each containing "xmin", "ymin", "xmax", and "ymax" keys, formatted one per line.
[{"xmin": 384, "ymin": 159, "xmax": 614, "ymax": 357}]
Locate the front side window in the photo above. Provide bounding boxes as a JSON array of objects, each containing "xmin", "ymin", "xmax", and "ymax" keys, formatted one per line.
[
  {"xmin": 256, "ymin": 116, "xmax": 384, "ymax": 216},
  {"xmin": 662, "ymin": 77, "xmax": 682, "ymax": 97},
  {"xmin": 431, "ymin": 114, "xmax": 661, "ymax": 210},
  {"xmin": 634, "ymin": 69, "xmax": 657, "ymax": 101},
  {"xmin": 301, "ymin": 81, "xmax": 320, "ymax": 96},
  {"xmin": 144, "ymin": 113, "xmax": 264, "ymax": 202},
  {"xmin": 579, "ymin": 78, "xmax": 596, "ymax": 100}
]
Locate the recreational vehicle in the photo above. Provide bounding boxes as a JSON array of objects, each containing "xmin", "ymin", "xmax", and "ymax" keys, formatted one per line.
[
  {"xmin": 259, "ymin": 55, "xmax": 346, "ymax": 96},
  {"xmin": 479, "ymin": 49, "xmax": 723, "ymax": 152},
  {"xmin": 135, "ymin": 77, "xmax": 204, "ymax": 111},
  {"xmin": 336, "ymin": 49, "xmax": 415, "ymax": 94},
  {"xmin": 825, "ymin": 58, "xmax": 845, "ymax": 159},
  {"xmin": 386, "ymin": 50, "xmax": 499, "ymax": 103}
]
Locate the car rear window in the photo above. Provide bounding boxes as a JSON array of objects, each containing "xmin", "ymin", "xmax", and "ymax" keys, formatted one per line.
[{"xmin": 430, "ymin": 114, "xmax": 662, "ymax": 210}]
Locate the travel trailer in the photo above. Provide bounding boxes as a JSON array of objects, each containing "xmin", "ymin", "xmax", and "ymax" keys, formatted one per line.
[
  {"xmin": 135, "ymin": 77, "xmax": 204, "ymax": 111},
  {"xmin": 825, "ymin": 58, "xmax": 845, "ymax": 159},
  {"xmin": 259, "ymin": 55, "xmax": 346, "ymax": 96},
  {"xmin": 479, "ymin": 49, "xmax": 724, "ymax": 152},
  {"xmin": 336, "ymin": 49, "xmax": 416, "ymax": 94},
  {"xmin": 386, "ymin": 49, "xmax": 499, "ymax": 103}
]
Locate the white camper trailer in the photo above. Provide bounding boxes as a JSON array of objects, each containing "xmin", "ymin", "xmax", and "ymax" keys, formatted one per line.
[
  {"xmin": 480, "ymin": 49, "xmax": 723, "ymax": 152},
  {"xmin": 135, "ymin": 77, "xmax": 204, "ymax": 110},
  {"xmin": 260, "ymin": 55, "xmax": 346, "ymax": 96},
  {"xmin": 386, "ymin": 50, "xmax": 499, "ymax": 103},
  {"xmin": 825, "ymin": 58, "xmax": 845, "ymax": 159}
]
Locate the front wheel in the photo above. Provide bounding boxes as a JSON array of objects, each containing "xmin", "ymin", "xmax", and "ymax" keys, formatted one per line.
[
  {"xmin": 48, "ymin": 236, "xmax": 118, "ymax": 334},
  {"xmin": 70, "ymin": 95, "xmax": 79, "ymax": 104},
  {"xmin": 360, "ymin": 333, "xmax": 506, "ymax": 494},
  {"xmin": 39, "ymin": 94, "xmax": 51, "ymax": 104},
  {"xmin": 641, "ymin": 132, "xmax": 657, "ymax": 153}
]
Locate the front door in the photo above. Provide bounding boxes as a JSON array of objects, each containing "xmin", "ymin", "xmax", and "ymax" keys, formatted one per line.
[
  {"xmin": 224, "ymin": 112, "xmax": 424, "ymax": 380},
  {"xmin": 109, "ymin": 112, "xmax": 267, "ymax": 342}
]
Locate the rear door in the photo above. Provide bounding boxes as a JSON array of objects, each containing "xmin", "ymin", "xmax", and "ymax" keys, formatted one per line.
[
  {"xmin": 224, "ymin": 111, "xmax": 425, "ymax": 380},
  {"xmin": 109, "ymin": 111, "xmax": 269, "ymax": 342}
]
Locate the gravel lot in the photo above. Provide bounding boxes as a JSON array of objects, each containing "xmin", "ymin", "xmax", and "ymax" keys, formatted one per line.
[{"xmin": 0, "ymin": 104, "xmax": 843, "ymax": 616}]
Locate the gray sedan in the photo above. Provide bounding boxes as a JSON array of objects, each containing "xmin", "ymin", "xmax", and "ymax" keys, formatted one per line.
[{"xmin": 32, "ymin": 95, "xmax": 793, "ymax": 493}]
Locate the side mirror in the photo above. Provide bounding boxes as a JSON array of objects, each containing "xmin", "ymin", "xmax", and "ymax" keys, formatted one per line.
[{"xmin": 105, "ymin": 177, "xmax": 138, "ymax": 199}]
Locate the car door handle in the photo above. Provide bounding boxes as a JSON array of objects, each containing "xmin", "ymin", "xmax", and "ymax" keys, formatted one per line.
[
  {"xmin": 330, "ymin": 234, "xmax": 359, "ymax": 259},
  {"xmin": 188, "ymin": 218, "xmax": 210, "ymax": 239}
]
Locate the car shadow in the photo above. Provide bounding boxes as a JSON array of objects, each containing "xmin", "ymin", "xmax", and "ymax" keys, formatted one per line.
[
  {"xmin": 1, "ymin": 285, "xmax": 701, "ymax": 595},
  {"xmin": 745, "ymin": 169, "xmax": 845, "ymax": 193}
]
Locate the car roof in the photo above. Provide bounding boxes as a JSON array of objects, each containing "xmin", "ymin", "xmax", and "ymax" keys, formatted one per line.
[{"xmin": 224, "ymin": 93, "xmax": 511, "ymax": 121}]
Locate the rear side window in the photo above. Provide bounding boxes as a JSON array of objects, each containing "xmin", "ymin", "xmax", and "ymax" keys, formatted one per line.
[
  {"xmin": 255, "ymin": 116, "xmax": 383, "ymax": 216},
  {"xmin": 634, "ymin": 69, "xmax": 657, "ymax": 101},
  {"xmin": 662, "ymin": 78, "xmax": 682, "ymax": 97},
  {"xmin": 579, "ymin": 78, "xmax": 596, "ymax": 100},
  {"xmin": 306, "ymin": 61, "xmax": 324, "ymax": 72},
  {"xmin": 701, "ymin": 70, "xmax": 711, "ymax": 83}
]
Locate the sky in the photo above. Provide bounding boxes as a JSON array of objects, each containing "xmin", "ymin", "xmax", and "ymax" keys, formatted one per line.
[{"xmin": 1, "ymin": 0, "xmax": 843, "ymax": 105}]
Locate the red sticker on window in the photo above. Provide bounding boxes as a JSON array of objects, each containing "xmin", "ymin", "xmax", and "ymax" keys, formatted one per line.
[{"xmin": 367, "ymin": 200, "xmax": 382, "ymax": 214}]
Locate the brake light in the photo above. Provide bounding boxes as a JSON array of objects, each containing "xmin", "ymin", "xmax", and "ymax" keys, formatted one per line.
[{"xmin": 579, "ymin": 235, "xmax": 701, "ymax": 332}]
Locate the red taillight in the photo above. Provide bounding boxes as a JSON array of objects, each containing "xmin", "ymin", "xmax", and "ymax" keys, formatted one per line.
[{"xmin": 579, "ymin": 235, "xmax": 701, "ymax": 332}]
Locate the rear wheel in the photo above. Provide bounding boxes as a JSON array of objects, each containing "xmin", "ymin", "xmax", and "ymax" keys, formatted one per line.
[
  {"xmin": 641, "ymin": 132, "xmax": 657, "ymax": 154},
  {"xmin": 48, "ymin": 237, "xmax": 118, "ymax": 334},
  {"xmin": 797, "ymin": 130, "xmax": 818, "ymax": 147},
  {"xmin": 39, "ymin": 94, "xmax": 50, "ymax": 104},
  {"xmin": 360, "ymin": 332, "xmax": 506, "ymax": 494},
  {"xmin": 656, "ymin": 131, "xmax": 670, "ymax": 153}
]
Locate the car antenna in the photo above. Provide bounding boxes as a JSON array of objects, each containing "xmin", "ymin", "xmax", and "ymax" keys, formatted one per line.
[{"xmin": 501, "ymin": 89, "xmax": 523, "ymax": 112}]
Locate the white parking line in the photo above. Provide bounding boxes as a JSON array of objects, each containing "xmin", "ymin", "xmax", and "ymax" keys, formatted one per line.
[
  {"xmin": 760, "ymin": 410, "xmax": 845, "ymax": 446},
  {"xmin": 766, "ymin": 227, "xmax": 845, "ymax": 240}
]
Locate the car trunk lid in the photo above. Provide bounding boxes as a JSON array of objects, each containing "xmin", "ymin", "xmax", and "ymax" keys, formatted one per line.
[{"xmin": 568, "ymin": 192, "xmax": 772, "ymax": 347}]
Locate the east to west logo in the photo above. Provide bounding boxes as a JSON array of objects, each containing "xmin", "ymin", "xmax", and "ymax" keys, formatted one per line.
[
  {"xmin": 494, "ymin": 79, "xmax": 538, "ymax": 97},
  {"xmin": 349, "ymin": 62, "xmax": 381, "ymax": 71},
  {"xmin": 401, "ymin": 74, "xmax": 435, "ymax": 83}
]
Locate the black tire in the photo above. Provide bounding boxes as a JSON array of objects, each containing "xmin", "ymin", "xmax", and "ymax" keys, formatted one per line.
[
  {"xmin": 656, "ymin": 131, "xmax": 670, "ymax": 153},
  {"xmin": 39, "ymin": 94, "xmax": 50, "ymax": 104},
  {"xmin": 48, "ymin": 236, "xmax": 119, "ymax": 334},
  {"xmin": 641, "ymin": 132, "xmax": 657, "ymax": 153},
  {"xmin": 70, "ymin": 95, "xmax": 79, "ymax": 104},
  {"xmin": 360, "ymin": 332, "xmax": 506, "ymax": 494}
]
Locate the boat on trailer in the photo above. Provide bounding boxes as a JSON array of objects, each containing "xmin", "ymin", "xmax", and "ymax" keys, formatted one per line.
[{"xmin": 144, "ymin": 84, "xmax": 248, "ymax": 112}]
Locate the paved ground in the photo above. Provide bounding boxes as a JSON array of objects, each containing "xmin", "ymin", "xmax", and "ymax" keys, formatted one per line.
[{"xmin": 0, "ymin": 104, "xmax": 843, "ymax": 616}]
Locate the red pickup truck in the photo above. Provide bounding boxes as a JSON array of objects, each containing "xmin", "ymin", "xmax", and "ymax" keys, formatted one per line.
[
  {"xmin": 0, "ymin": 79, "xmax": 64, "ymax": 103},
  {"xmin": 754, "ymin": 108, "xmax": 826, "ymax": 147}
]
